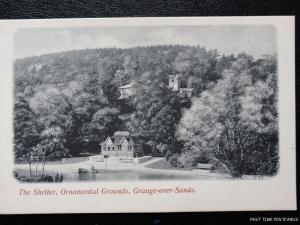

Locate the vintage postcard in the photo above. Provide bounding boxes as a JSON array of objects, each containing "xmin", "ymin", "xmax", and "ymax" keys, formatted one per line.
[{"xmin": 0, "ymin": 16, "xmax": 296, "ymax": 213}]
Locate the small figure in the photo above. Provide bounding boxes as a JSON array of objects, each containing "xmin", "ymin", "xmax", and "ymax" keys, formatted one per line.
[
  {"xmin": 55, "ymin": 173, "xmax": 59, "ymax": 182},
  {"xmin": 90, "ymin": 165, "xmax": 95, "ymax": 173},
  {"xmin": 59, "ymin": 173, "xmax": 63, "ymax": 182}
]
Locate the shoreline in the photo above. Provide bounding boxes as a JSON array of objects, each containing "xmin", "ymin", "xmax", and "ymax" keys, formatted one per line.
[
  {"xmin": 14, "ymin": 161, "xmax": 232, "ymax": 179},
  {"xmin": 14, "ymin": 158, "xmax": 271, "ymax": 179}
]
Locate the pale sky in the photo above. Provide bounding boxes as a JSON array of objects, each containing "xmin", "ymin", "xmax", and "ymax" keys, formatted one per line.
[{"xmin": 14, "ymin": 25, "xmax": 276, "ymax": 59}]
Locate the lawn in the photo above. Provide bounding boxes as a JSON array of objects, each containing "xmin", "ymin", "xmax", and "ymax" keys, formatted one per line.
[
  {"xmin": 145, "ymin": 158, "xmax": 192, "ymax": 170},
  {"xmin": 145, "ymin": 158, "xmax": 173, "ymax": 169}
]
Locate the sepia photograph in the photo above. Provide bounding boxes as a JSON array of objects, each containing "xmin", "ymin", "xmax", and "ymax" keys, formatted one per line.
[{"xmin": 12, "ymin": 25, "xmax": 279, "ymax": 182}]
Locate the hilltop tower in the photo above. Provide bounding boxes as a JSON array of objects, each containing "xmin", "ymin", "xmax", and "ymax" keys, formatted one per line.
[
  {"xmin": 168, "ymin": 74, "xmax": 193, "ymax": 98},
  {"xmin": 168, "ymin": 74, "xmax": 182, "ymax": 91}
]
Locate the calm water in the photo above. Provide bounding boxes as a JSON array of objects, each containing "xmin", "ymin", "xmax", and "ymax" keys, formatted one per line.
[
  {"xmin": 15, "ymin": 169, "xmax": 206, "ymax": 182},
  {"xmin": 66, "ymin": 171, "xmax": 202, "ymax": 181}
]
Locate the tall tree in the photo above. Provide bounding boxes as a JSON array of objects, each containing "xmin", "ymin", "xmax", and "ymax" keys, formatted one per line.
[
  {"xmin": 14, "ymin": 93, "xmax": 40, "ymax": 177},
  {"xmin": 33, "ymin": 126, "xmax": 69, "ymax": 177}
]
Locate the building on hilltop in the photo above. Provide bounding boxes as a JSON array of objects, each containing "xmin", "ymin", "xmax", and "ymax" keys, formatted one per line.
[
  {"xmin": 118, "ymin": 74, "xmax": 193, "ymax": 99},
  {"xmin": 100, "ymin": 131, "xmax": 143, "ymax": 157},
  {"xmin": 118, "ymin": 82, "xmax": 136, "ymax": 99},
  {"xmin": 168, "ymin": 74, "xmax": 182, "ymax": 91},
  {"xmin": 168, "ymin": 74, "xmax": 193, "ymax": 98}
]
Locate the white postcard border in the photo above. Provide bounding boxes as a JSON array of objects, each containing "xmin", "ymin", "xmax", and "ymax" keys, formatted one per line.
[{"xmin": 0, "ymin": 16, "xmax": 296, "ymax": 213}]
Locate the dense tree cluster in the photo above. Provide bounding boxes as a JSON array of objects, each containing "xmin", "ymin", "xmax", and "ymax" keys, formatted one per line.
[
  {"xmin": 177, "ymin": 54, "xmax": 278, "ymax": 176},
  {"xmin": 14, "ymin": 45, "xmax": 278, "ymax": 176}
]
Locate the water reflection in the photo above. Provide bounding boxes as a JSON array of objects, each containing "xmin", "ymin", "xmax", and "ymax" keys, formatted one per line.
[
  {"xmin": 71, "ymin": 171, "xmax": 201, "ymax": 181},
  {"xmin": 15, "ymin": 169, "xmax": 206, "ymax": 182}
]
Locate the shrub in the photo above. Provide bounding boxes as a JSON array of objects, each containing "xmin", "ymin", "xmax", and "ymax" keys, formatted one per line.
[
  {"xmin": 178, "ymin": 149, "xmax": 212, "ymax": 168},
  {"xmin": 13, "ymin": 171, "xmax": 19, "ymax": 178},
  {"xmin": 40, "ymin": 175, "xmax": 54, "ymax": 182},
  {"xmin": 169, "ymin": 153, "xmax": 180, "ymax": 167},
  {"xmin": 174, "ymin": 161, "xmax": 184, "ymax": 168},
  {"xmin": 156, "ymin": 143, "xmax": 168, "ymax": 155},
  {"xmin": 165, "ymin": 150, "xmax": 173, "ymax": 161},
  {"xmin": 210, "ymin": 159, "xmax": 231, "ymax": 174}
]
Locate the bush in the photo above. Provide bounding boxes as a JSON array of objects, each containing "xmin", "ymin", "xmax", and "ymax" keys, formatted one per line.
[
  {"xmin": 40, "ymin": 175, "xmax": 54, "ymax": 182},
  {"xmin": 174, "ymin": 161, "xmax": 184, "ymax": 168},
  {"xmin": 210, "ymin": 159, "xmax": 231, "ymax": 174},
  {"xmin": 156, "ymin": 143, "xmax": 168, "ymax": 155},
  {"xmin": 13, "ymin": 171, "xmax": 19, "ymax": 178},
  {"xmin": 165, "ymin": 150, "xmax": 173, "ymax": 161},
  {"xmin": 14, "ymin": 172, "xmax": 57, "ymax": 182},
  {"xmin": 169, "ymin": 153, "xmax": 180, "ymax": 167},
  {"xmin": 164, "ymin": 143, "xmax": 182, "ymax": 161},
  {"xmin": 178, "ymin": 149, "xmax": 212, "ymax": 168}
]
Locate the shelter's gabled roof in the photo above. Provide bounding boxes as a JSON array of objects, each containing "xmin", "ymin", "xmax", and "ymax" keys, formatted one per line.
[
  {"xmin": 100, "ymin": 136, "xmax": 113, "ymax": 146},
  {"xmin": 101, "ymin": 131, "xmax": 142, "ymax": 146},
  {"xmin": 111, "ymin": 136, "xmax": 125, "ymax": 145}
]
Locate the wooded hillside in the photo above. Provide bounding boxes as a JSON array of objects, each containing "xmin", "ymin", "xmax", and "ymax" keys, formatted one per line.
[{"xmin": 14, "ymin": 45, "xmax": 278, "ymax": 176}]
